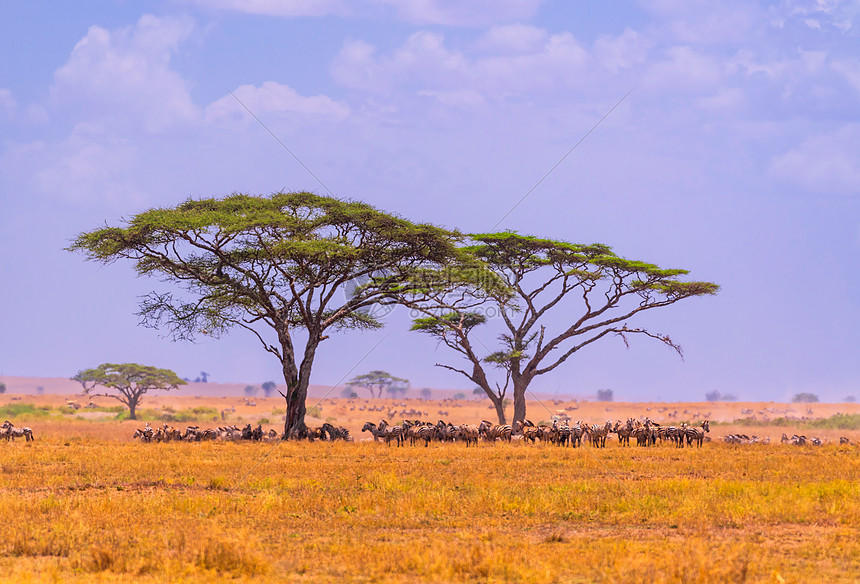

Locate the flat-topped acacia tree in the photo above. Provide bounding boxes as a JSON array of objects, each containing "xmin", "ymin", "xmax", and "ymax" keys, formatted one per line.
[
  {"xmin": 72, "ymin": 363, "xmax": 185, "ymax": 420},
  {"xmin": 409, "ymin": 232, "xmax": 719, "ymax": 426},
  {"xmin": 68, "ymin": 192, "xmax": 469, "ymax": 437}
]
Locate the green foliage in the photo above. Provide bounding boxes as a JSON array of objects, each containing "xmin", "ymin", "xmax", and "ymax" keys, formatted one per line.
[
  {"xmin": 159, "ymin": 407, "xmax": 220, "ymax": 423},
  {"xmin": 72, "ymin": 363, "xmax": 186, "ymax": 393},
  {"xmin": 807, "ymin": 414, "xmax": 860, "ymax": 430},
  {"xmin": 411, "ymin": 311, "xmax": 486, "ymax": 335},
  {"xmin": 306, "ymin": 406, "xmax": 323, "ymax": 419},
  {"xmin": 0, "ymin": 403, "xmax": 52, "ymax": 419},
  {"xmin": 730, "ymin": 413, "xmax": 860, "ymax": 431}
]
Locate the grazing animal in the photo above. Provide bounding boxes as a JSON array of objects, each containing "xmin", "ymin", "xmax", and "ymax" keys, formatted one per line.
[
  {"xmin": 684, "ymin": 420, "xmax": 710, "ymax": 448},
  {"xmin": 478, "ymin": 420, "xmax": 512, "ymax": 443}
]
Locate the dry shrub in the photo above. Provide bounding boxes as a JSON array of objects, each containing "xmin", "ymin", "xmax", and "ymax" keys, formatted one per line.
[{"xmin": 195, "ymin": 536, "xmax": 269, "ymax": 577}]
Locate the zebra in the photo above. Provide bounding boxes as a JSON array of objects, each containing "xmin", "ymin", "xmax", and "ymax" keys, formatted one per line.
[
  {"xmin": 613, "ymin": 419, "xmax": 634, "ymax": 446},
  {"xmin": 684, "ymin": 420, "xmax": 710, "ymax": 448},
  {"xmin": 361, "ymin": 421, "xmax": 385, "ymax": 442},
  {"xmin": 840, "ymin": 437, "xmax": 852, "ymax": 445},
  {"xmin": 478, "ymin": 420, "xmax": 512, "ymax": 442},
  {"xmin": 1, "ymin": 421, "xmax": 35, "ymax": 442},
  {"xmin": 321, "ymin": 423, "xmax": 350, "ymax": 441},
  {"xmin": 455, "ymin": 424, "xmax": 480, "ymax": 447},
  {"xmin": 378, "ymin": 420, "xmax": 405, "ymax": 447},
  {"xmin": 514, "ymin": 420, "xmax": 542, "ymax": 444}
]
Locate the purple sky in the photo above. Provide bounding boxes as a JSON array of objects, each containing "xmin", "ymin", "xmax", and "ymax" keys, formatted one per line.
[{"xmin": 1, "ymin": 1, "xmax": 859, "ymax": 402}]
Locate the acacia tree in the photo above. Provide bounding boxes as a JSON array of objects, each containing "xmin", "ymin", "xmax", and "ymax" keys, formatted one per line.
[
  {"xmin": 345, "ymin": 370, "xmax": 409, "ymax": 399},
  {"xmin": 409, "ymin": 232, "xmax": 718, "ymax": 426},
  {"xmin": 68, "ymin": 192, "xmax": 468, "ymax": 437},
  {"xmin": 72, "ymin": 363, "xmax": 185, "ymax": 420}
]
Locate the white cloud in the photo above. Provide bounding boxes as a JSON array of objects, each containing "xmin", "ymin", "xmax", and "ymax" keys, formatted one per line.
[
  {"xmin": 643, "ymin": 46, "xmax": 725, "ymax": 94},
  {"xmin": 769, "ymin": 124, "xmax": 860, "ymax": 195},
  {"xmin": 51, "ymin": 14, "xmax": 199, "ymax": 133},
  {"xmin": 184, "ymin": 0, "xmax": 346, "ymax": 17},
  {"xmin": 473, "ymin": 24, "xmax": 549, "ymax": 54},
  {"xmin": 772, "ymin": 0, "xmax": 859, "ymax": 31},
  {"xmin": 5, "ymin": 124, "xmax": 144, "ymax": 206},
  {"xmin": 372, "ymin": 0, "xmax": 543, "ymax": 26},
  {"xmin": 332, "ymin": 29, "xmax": 593, "ymax": 103},
  {"xmin": 205, "ymin": 81, "xmax": 350, "ymax": 125},
  {"xmin": 186, "ymin": 0, "xmax": 544, "ymax": 25},
  {"xmin": 638, "ymin": 0, "xmax": 762, "ymax": 43},
  {"xmin": 593, "ymin": 28, "xmax": 651, "ymax": 73}
]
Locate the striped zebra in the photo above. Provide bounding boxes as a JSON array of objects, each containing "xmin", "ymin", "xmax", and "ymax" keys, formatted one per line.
[
  {"xmin": 684, "ymin": 420, "xmax": 710, "ymax": 448},
  {"xmin": 613, "ymin": 419, "xmax": 634, "ymax": 446},
  {"xmin": 455, "ymin": 424, "xmax": 480, "ymax": 447},
  {"xmin": 378, "ymin": 420, "xmax": 405, "ymax": 447},
  {"xmin": 663, "ymin": 425, "xmax": 686, "ymax": 448},
  {"xmin": 478, "ymin": 420, "xmax": 512, "ymax": 442},
  {"xmin": 362, "ymin": 421, "xmax": 385, "ymax": 441},
  {"xmin": 413, "ymin": 424, "xmax": 437, "ymax": 447},
  {"xmin": 514, "ymin": 420, "xmax": 542, "ymax": 444}
]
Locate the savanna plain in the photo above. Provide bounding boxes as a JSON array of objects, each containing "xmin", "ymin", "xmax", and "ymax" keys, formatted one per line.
[{"xmin": 0, "ymin": 387, "xmax": 858, "ymax": 583}]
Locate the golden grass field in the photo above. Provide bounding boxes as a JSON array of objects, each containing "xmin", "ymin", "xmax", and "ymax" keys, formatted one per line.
[{"xmin": 0, "ymin": 389, "xmax": 858, "ymax": 583}]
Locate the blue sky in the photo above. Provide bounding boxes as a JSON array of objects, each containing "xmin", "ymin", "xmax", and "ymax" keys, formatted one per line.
[{"xmin": 1, "ymin": 0, "xmax": 859, "ymax": 402}]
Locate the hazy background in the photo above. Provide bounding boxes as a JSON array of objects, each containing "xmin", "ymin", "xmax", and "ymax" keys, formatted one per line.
[{"xmin": 1, "ymin": 1, "xmax": 859, "ymax": 402}]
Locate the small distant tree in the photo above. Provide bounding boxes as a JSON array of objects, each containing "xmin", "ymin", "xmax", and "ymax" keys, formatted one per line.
[
  {"xmin": 705, "ymin": 390, "xmax": 721, "ymax": 402},
  {"xmin": 385, "ymin": 383, "xmax": 408, "ymax": 397},
  {"xmin": 846, "ymin": 395, "xmax": 857, "ymax": 403},
  {"xmin": 244, "ymin": 385, "xmax": 258, "ymax": 397},
  {"xmin": 472, "ymin": 386, "xmax": 484, "ymax": 396},
  {"xmin": 341, "ymin": 387, "xmax": 359, "ymax": 399},
  {"xmin": 452, "ymin": 392, "xmax": 466, "ymax": 400},
  {"xmin": 195, "ymin": 371, "xmax": 209, "ymax": 383},
  {"xmin": 261, "ymin": 381, "xmax": 277, "ymax": 397},
  {"xmin": 0, "ymin": 382, "xmax": 6, "ymax": 394},
  {"xmin": 36, "ymin": 386, "xmax": 44, "ymax": 395},
  {"xmin": 72, "ymin": 363, "xmax": 185, "ymax": 420},
  {"xmin": 792, "ymin": 392, "xmax": 819, "ymax": 403},
  {"xmin": 346, "ymin": 371, "xmax": 409, "ymax": 399},
  {"xmin": 420, "ymin": 388, "xmax": 432, "ymax": 400},
  {"xmin": 596, "ymin": 388, "xmax": 613, "ymax": 402}
]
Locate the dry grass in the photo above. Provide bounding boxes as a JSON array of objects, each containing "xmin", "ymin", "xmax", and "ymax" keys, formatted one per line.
[{"xmin": 0, "ymin": 427, "xmax": 858, "ymax": 583}]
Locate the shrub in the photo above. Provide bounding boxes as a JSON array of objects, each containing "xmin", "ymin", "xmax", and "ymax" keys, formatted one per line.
[{"xmin": 792, "ymin": 393, "xmax": 819, "ymax": 403}]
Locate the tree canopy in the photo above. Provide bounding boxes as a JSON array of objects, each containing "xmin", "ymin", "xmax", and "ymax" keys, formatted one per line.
[
  {"xmin": 72, "ymin": 363, "xmax": 185, "ymax": 420},
  {"xmin": 346, "ymin": 370, "xmax": 410, "ymax": 399},
  {"xmin": 68, "ymin": 192, "xmax": 471, "ymax": 436},
  {"xmin": 407, "ymin": 232, "xmax": 718, "ymax": 425}
]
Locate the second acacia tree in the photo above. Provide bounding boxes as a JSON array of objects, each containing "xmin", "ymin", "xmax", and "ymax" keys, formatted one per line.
[
  {"xmin": 69, "ymin": 192, "xmax": 469, "ymax": 437},
  {"xmin": 410, "ymin": 233, "xmax": 718, "ymax": 425}
]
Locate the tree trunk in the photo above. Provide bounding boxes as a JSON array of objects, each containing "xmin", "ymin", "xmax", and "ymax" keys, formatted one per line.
[
  {"xmin": 128, "ymin": 399, "xmax": 137, "ymax": 421},
  {"xmin": 283, "ymin": 377, "xmax": 308, "ymax": 438},
  {"xmin": 511, "ymin": 368, "xmax": 530, "ymax": 429},
  {"xmin": 490, "ymin": 393, "xmax": 507, "ymax": 425},
  {"xmin": 282, "ymin": 339, "xmax": 319, "ymax": 439}
]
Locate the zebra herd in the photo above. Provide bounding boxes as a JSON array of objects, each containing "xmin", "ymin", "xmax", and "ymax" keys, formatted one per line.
[
  {"xmin": 361, "ymin": 418, "xmax": 713, "ymax": 448},
  {"xmin": 132, "ymin": 422, "xmax": 279, "ymax": 442},
  {"xmin": 1, "ymin": 420, "xmax": 34, "ymax": 442},
  {"xmin": 131, "ymin": 421, "xmax": 353, "ymax": 442}
]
